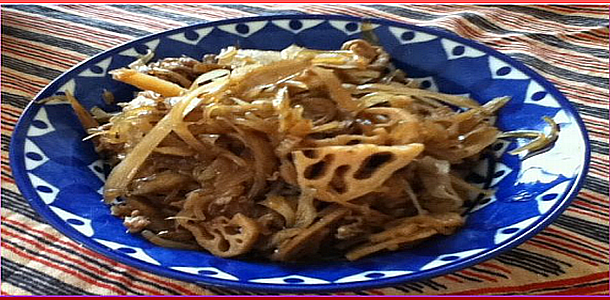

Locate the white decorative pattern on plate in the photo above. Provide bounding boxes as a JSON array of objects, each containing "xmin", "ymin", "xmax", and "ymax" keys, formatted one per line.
[
  {"xmin": 28, "ymin": 173, "xmax": 59, "ymax": 204},
  {"xmin": 328, "ymin": 20, "xmax": 379, "ymax": 35},
  {"xmin": 24, "ymin": 139, "xmax": 49, "ymax": 170},
  {"xmin": 94, "ymin": 239, "xmax": 161, "ymax": 265},
  {"xmin": 524, "ymin": 80, "xmax": 561, "ymax": 108},
  {"xmin": 488, "ymin": 56, "xmax": 529, "ymax": 80},
  {"xmin": 389, "ymin": 27, "xmax": 438, "ymax": 44},
  {"xmin": 217, "ymin": 21, "xmax": 269, "ymax": 38},
  {"xmin": 170, "ymin": 267, "xmax": 239, "ymax": 281},
  {"xmin": 119, "ymin": 39, "xmax": 160, "ymax": 58},
  {"xmin": 470, "ymin": 195, "xmax": 497, "ymax": 213},
  {"xmin": 88, "ymin": 160, "xmax": 106, "ymax": 181},
  {"xmin": 49, "ymin": 206, "xmax": 94, "ymax": 237},
  {"xmin": 494, "ymin": 216, "xmax": 541, "ymax": 244},
  {"xmin": 440, "ymin": 39, "xmax": 485, "ymax": 60},
  {"xmin": 79, "ymin": 57, "xmax": 113, "ymax": 78},
  {"xmin": 250, "ymin": 275, "xmax": 330, "ymax": 285},
  {"xmin": 55, "ymin": 79, "xmax": 76, "ymax": 95},
  {"xmin": 490, "ymin": 140, "xmax": 511, "ymax": 159},
  {"xmin": 334, "ymin": 271, "xmax": 413, "ymax": 283},
  {"xmin": 419, "ymin": 248, "xmax": 488, "ymax": 271},
  {"xmin": 26, "ymin": 107, "xmax": 55, "ymax": 137},
  {"xmin": 272, "ymin": 19, "xmax": 324, "ymax": 33},
  {"xmin": 167, "ymin": 27, "xmax": 214, "ymax": 45},
  {"xmin": 536, "ymin": 181, "xmax": 570, "ymax": 214},
  {"xmin": 490, "ymin": 162, "xmax": 512, "ymax": 187}
]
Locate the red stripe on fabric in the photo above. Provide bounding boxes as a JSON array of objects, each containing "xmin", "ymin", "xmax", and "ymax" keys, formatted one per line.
[
  {"xmin": 1, "ymin": 84, "xmax": 36, "ymax": 96},
  {"xmin": 527, "ymin": 240, "xmax": 600, "ymax": 266},
  {"xmin": 533, "ymin": 235, "xmax": 607, "ymax": 259},
  {"xmin": 572, "ymin": 199, "xmax": 606, "ymax": 212},
  {"xmin": 58, "ymin": 4, "xmax": 183, "ymax": 31},
  {"xmin": 2, "ymin": 76, "xmax": 47, "ymax": 94},
  {"xmin": 570, "ymin": 203, "xmax": 609, "ymax": 218},
  {"xmin": 563, "ymin": 83, "xmax": 609, "ymax": 99},
  {"xmin": 582, "ymin": 117, "xmax": 610, "ymax": 128},
  {"xmin": 565, "ymin": 207, "xmax": 609, "ymax": 222},
  {"xmin": 583, "ymin": 125, "xmax": 609, "ymax": 137},
  {"xmin": 2, "ymin": 106, "xmax": 24, "ymax": 115},
  {"xmin": 564, "ymin": 36, "xmax": 609, "ymax": 49},
  {"xmin": 3, "ymin": 45, "xmax": 78, "ymax": 69},
  {"xmin": 591, "ymin": 158, "xmax": 610, "ymax": 168},
  {"xmin": 590, "ymin": 161, "xmax": 610, "ymax": 174},
  {"xmin": 459, "ymin": 270, "xmax": 497, "ymax": 283},
  {"xmin": 1, "ymin": 218, "xmax": 195, "ymax": 295},
  {"xmin": 442, "ymin": 274, "xmax": 464, "ymax": 283},
  {"xmin": 446, "ymin": 271, "xmax": 608, "ymax": 295},
  {"xmin": 579, "ymin": 191, "xmax": 609, "ymax": 204},
  {"xmin": 152, "ymin": 4, "xmax": 255, "ymax": 20},
  {"xmin": 1, "ymin": 241, "xmax": 129, "ymax": 295},
  {"xmin": 61, "ymin": 4, "xmax": 185, "ymax": 31},
  {"xmin": 3, "ymin": 70, "xmax": 53, "ymax": 86},
  {"xmin": 588, "ymin": 169, "xmax": 607, "ymax": 178},
  {"xmin": 2, "ymin": 18, "xmax": 117, "ymax": 51},
  {"xmin": 536, "ymin": 5, "xmax": 609, "ymax": 15},
  {"xmin": 388, "ymin": 6, "xmax": 608, "ymax": 73},
  {"xmin": 2, "ymin": 74, "xmax": 48, "ymax": 89},
  {"xmin": 1, "ymin": 115, "xmax": 19, "ymax": 123},
  {"xmin": 489, "ymin": 42, "xmax": 606, "ymax": 73},
  {"xmin": 1, "ymin": 121, "xmax": 16, "ymax": 129},
  {"xmin": 2, "ymin": 177, "xmax": 15, "ymax": 184},
  {"xmin": 1, "ymin": 165, "xmax": 13, "ymax": 173},
  {"xmin": 367, "ymin": 289, "xmax": 385, "ymax": 295},
  {"xmin": 538, "ymin": 283, "xmax": 609, "ymax": 295},
  {"xmin": 2, "ymin": 229, "xmax": 164, "ymax": 295},
  {"xmin": 3, "ymin": 8, "xmax": 131, "ymax": 43},
  {"xmin": 4, "ymin": 40, "xmax": 82, "ymax": 65},
  {"xmin": 478, "ymin": 262, "xmax": 512, "ymax": 274},
  {"xmin": 409, "ymin": 4, "xmax": 603, "ymax": 31},
  {"xmin": 3, "ymin": 36, "xmax": 87, "ymax": 64},
  {"xmin": 3, "ymin": 11, "xmax": 127, "ymax": 48},
  {"xmin": 564, "ymin": 93, "xmax": 609, "ymax": 108}
]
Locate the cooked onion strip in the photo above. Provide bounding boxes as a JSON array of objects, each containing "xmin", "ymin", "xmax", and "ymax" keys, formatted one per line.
[
  {"xmin": 103, "ymin": 82, "xmax": 220, "ymax": 203},
  {"xmin": 110, "ymin": 68, "xmax": 185, "ymax": 97},
  {"xmin": 66, "ymin": 91, "xmax": 99, "ymax": 130},
  {"xmin": 500, "ymin": 116, "xmax": 559, "ymax": 155}
]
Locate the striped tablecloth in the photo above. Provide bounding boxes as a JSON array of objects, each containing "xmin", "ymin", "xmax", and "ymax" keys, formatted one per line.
[{"xmin": 2, "ymin": 4, "xmax": 608, "ymax": 295}]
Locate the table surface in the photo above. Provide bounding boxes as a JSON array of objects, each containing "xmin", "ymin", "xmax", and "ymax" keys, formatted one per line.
[{"xmin": 1, "ymin": 4, "xmax": 608, "ymax": 296}]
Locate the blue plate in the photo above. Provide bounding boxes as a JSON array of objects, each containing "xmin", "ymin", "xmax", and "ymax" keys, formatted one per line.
[{"xmin": 10, "ymin": 15, "xmax": 590, "ymax": 293}]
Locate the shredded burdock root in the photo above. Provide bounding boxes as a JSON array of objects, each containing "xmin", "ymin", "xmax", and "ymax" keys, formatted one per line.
[{"xmin": 65, "ymin": 39, "xmax": 558, "ymax": 262}]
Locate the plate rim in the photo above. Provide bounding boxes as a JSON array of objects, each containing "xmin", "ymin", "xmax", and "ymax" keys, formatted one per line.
[{"xmin": 9, "ymin": 14, "xmax": 591, "ymax": 293}]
